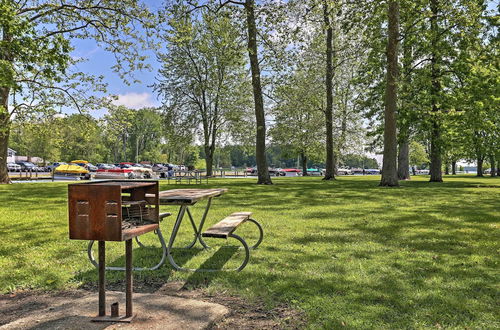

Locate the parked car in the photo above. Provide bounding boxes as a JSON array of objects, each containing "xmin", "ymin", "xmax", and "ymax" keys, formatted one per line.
[
  {"xmin": 70, "ymin": 160, "xmax": 97, "ymax": 172},
  {"xmin": 306, "ymin": 168, "xmax": 322, "ymax": 176},
  {"xmin": 7, "ymin": 162, "xmax": 21, "ymax": 172},
  {"xmin": 282, "ymin": 168, "xmax": 301, "ymax": 176},
  {"xmin": 16, "ymin": 161, "xmax": 40, "ymax": 171},
  {"xmin": 118, "ymin": 162, "xmax": 154, "ymax": 178},
  {"xmin": 97, "ymin": 163, "xmax": 116, "ymax": 170},
  {"xmin": 152, "ymin": 163, "xmax": 167, "ymax": 172},
  {"xmin": 267, "ymin": 168, "xmax": 283, "ymax": 176},
  {"xmin": 245, "ymin": 167, "xmax": 256, "ymax": 174},
  {"xmin": 47, "ymin": 162, "xmax": 67, "ymax": 172},
  {"xmin": 337, "ymin": 168, "xmax": 352, "ymax": 175}
]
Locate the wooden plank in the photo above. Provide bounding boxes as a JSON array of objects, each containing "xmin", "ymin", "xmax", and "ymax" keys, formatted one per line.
[
  {"xmin": 158, "ymin": 188, "xmax": 227, "ymax": 205},
  {"xmin": 202, "ymin": 212, "xmax": 252, "ymax": 238}
]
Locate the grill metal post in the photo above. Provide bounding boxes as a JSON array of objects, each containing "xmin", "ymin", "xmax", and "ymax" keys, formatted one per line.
[
  {"xmin": 125, "ymin": 239, "xmax": 133, "ymax": 317},
  {"xmin": 98, "ymin": 241, "xmax": 106, "ymax": 317}
]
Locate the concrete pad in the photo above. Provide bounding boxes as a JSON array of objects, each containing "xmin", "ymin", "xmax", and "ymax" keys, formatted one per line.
[{"xmin": 1, "ymin": 291, "xmax": 229, "ymax": 330}]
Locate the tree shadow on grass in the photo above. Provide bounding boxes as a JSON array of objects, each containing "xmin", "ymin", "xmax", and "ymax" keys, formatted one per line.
[
  {"xmin": 182, "ymin": 246, "xmax": 239, "ymax": 287},
  {"xmin": 73, "ymin": 244, "xmax": 203, "ymax": 290}
]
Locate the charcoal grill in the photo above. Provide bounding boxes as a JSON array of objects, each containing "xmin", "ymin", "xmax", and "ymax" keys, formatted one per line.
[{"xmin": 68, "ymin": 180, "xmax": 160, "ymax": 323}]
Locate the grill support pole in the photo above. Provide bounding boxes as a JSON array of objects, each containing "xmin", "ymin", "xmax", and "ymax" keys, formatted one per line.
[
  {"xmin": 125, "ymin": 239, "xmax": 133, "ymax": 317},
  {"xmin": 98, "ymin": 241, "xmax": 106, "ymax": 317}
]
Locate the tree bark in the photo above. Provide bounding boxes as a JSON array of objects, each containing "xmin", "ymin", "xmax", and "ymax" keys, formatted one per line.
[
  {"xmin": 380, "ymin": 0, "xmax": 399, "ymax": 187},
  {"xmin": 205, "ymin": 145, "xmax": 214, "ymax": 177},
  {"xmin": 497, "ymin": 156, "xmax": 500, "ymax": 176},
  {"xmin": 451, "ymin": 160, "xmax": 456, "ymax": 175},
  {"xmin": 245, "ymin": 0, "xmax": 271, "ymax": 184},
  {"xmin": 0, "ymin": 87, "xmax": 11, "ymax": 184},
  {"xmin": 476, "ymin": 157, "xmax": 483, "ymax": 177},
  {"xmin": 445, "ymin": 163, "xmax": 449, "ymax": 175},
  {"xmin": 490, "ymin": 155, "xmax": 496, "ymax": 177},
  {"xmin": 322, "ymin": 0, "xmax": 335, "ymax": 181},
  {"xmin": 397, "ymin": 138, "xmax": 410, "ymax": 180},
  {"xmin": 301, "ymin": 152, "xmax": 308, "ymax": 176},
  {"xmin": 429, "ymin": 0, "xmax": 443, "ymax": 182}
]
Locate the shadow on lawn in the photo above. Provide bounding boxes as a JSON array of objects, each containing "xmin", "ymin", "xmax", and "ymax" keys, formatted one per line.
[{"xmin": 2, "ymin": 178, "xmax": 498, "ymax": 327}]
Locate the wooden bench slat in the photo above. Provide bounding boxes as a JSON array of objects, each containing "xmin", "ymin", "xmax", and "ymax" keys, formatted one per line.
[{"xmin": 202, "ymin": 212, "xmax": 252, "ymax": 238}]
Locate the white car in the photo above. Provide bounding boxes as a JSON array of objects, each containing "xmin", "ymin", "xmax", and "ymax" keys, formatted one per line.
[{"xmin": 7, "ymin": 162, "xmax": 21, "ymax": 172}]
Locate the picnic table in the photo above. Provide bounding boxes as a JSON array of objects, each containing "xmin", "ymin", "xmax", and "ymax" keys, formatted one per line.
[
  {"xmin": 159, "ymin": 188, "xmax": 231, "ymax": 271},
  {"xmin": 88, "ymin": 188, "xmax": 262, "ymax": 272},
  {"xmin": 134, "ymin": 188, "xmax": 228, "ymax": 271},
  {"xmin": 168, "ymin": 170, "xmax": 207, "ymax": 184}
]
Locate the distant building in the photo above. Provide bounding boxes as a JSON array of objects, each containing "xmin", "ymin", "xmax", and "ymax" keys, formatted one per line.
[{"xmin": 7, "ymin": 148, "xmax": 16, "ymax": 163}]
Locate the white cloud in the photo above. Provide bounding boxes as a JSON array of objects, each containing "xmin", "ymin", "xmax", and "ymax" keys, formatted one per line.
[{"xmin": 111, "ymin": 92, "xmax": 158, "ymax": 109}]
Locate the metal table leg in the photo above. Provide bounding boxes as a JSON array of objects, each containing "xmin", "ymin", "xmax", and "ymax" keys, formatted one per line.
[
  {"xmin": 88, "ymin": 228, "xmax": 168, "ymax": 271},
  {"xmin": 183, "ymin": 199, "xmax": 211, "ymax": 249},
  {"xmin": 166, "ymin": 203, "xmax": 250, "ymax": 272}
]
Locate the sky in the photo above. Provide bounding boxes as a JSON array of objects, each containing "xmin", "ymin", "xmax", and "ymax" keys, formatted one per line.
[
  {"xmin": 68, "ymin": 0, "xmax": 498, "ymax": 119},
  {"xmin": 69, "ymin": 0, "xmax": 163, "ymax": 116}
]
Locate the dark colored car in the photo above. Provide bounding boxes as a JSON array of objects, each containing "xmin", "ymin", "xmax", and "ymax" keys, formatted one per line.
[
  {"xmin": 16, "ymin": 162, "xmax": 40, "ymax": 171},
  {"xmin": 97, "ymin": 163, "xmax": 116, "ymax": 170}
]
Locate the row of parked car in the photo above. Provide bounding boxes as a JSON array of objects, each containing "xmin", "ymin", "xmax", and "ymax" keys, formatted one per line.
[{"xmin": 7, "ymin": 162, "xmax": 47, "ymax": 172}]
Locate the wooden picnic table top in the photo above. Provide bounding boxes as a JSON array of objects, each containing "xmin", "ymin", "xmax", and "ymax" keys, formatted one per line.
[{"xmin": 158, "ymin": 188, "xmax": 227, "ymax": 205}]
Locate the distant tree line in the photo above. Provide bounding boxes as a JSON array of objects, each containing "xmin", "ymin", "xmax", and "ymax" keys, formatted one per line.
[{"xmin": 1, "ymin": 0, "xmax": 497, "ymax": 184}]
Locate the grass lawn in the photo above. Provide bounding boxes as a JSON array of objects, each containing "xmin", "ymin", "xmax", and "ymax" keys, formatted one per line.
[{"xmin": 0, "ymin": 175, "xmax": 499, "ymax": 328}]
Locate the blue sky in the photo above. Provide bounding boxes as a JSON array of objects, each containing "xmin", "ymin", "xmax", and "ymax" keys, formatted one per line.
[
  {"xmin": 69, "ymin": 0, "xmax": 163, "ymax": 116},
  {"xmin": 69, "ymin": 0, "xmax": 498, "ymax": 118}
]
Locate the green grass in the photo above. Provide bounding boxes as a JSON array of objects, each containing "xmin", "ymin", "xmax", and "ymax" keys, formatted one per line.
[{"xmin": 1, "ymin": 176, "xmax": 499, "ymax": 328}]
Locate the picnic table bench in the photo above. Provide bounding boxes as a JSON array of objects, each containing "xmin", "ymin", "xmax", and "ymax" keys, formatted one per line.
[{"xmin": 160, "ymin": 189, "xmax": 263, "ymax": 272}]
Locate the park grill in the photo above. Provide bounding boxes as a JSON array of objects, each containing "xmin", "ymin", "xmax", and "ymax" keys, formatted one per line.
[{"xmin": 68, "ymin": 180, "xmax": 160, "ymax": 323}]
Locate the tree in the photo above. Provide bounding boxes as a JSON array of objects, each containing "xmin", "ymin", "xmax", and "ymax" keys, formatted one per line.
[
  {"xmin": 156, "ymin": 5, "xmax": 248, "ymax": 176},
  {"xmin": 181, "ymin": 0, "xmax": 272, "ymax": 184},
  {"xmin": 0, "ymin": 0, "xmax": 154, "ymax": 183},
  {"xmin": 129, "ymin": 108, "xmax": 163, "ymax": 163},
  {"xmin": 409, "ymin": 141, "xmax": 429, "ymax": 173},
  {"xmin": 321, "ymin": 0, "xmax": 336, "ymax": 180},
  {"xmin": 9, "ymin": 112, "xmax": 63, "ymax": 163},
  {"xmin": 379, "ymin": 0, "xmax": 399, "ymax": 187},
  {"xmin": 102, "ymin": 106, "xmax": 135, "ymax": 163},
  {"xmin": 244, "ymin": 0, "xmax": 272, "ymax": 184},
  {"xmin": 270, "ymin": 69, "xmax": 324, "ymax": 176}
]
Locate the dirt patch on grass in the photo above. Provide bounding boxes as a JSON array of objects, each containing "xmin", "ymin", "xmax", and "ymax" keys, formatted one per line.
[
  {"xmin": 0, "ymin": 290, "xmax": 86, "ymax": 326},
  {"xmin": 157, "ymin": 282, "xmax": 306, "ymax": 329},
  {"xmin": 1, "ymin": 282, "xmax": 305, "ymax": 329}
]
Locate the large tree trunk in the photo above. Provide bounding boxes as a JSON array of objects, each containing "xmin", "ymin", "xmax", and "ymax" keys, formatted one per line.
[
  {"xmin": 445, "ymin": 163, "xmax": 450, "ymax": 175},
  {"xmin": 490, "ymin": 155, "xmax": 496, "ymax": 177},
  {"xmin": 429, "ymin": 0, "xmax": 443, "ymax": 182},
  {"xmin": 322, "ymin": 0, "xmax": 335, "ymax": 181},
  {"xmin": 397, "ymin": 138, "xmax": 410, "ymax": 180},
  {"xmin": 451, "ymin": 160, "xmax": 456, "ymax": 175},
  {"xmin": 497, "ymin": 155, "xmax": 500, "ymax": 176},
  {"xmin": 301, "ymin": 152, "xmax": 308, "ymax": 176},
  {"xmin": 380, "ymin": 0, "xmax": 399, "ymax": 187},
  {"xmin": 245, "ymin": 0, "xmax": 271, "ymax": 184},
  {"xmin": 476, "ymin": 157, "xmax": 483, "ymax": 177},
  {"xmin": 205, "ymin": 145, "xmax": 214, "ymax": 177},
  {"xmin": 0, "ymin": 87, "xmax": 11, "ymax": 184}
]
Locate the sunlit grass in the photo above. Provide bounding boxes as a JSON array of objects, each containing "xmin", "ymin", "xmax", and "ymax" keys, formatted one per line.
[{"xmin": 0, "ymin": 175, "xmax": 498, "ymax": 328}]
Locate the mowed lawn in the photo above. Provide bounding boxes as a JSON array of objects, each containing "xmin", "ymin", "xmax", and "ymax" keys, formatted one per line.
[{"xmin": 0, "ymin": 175, "xmax": 498, "ymax": 328}]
